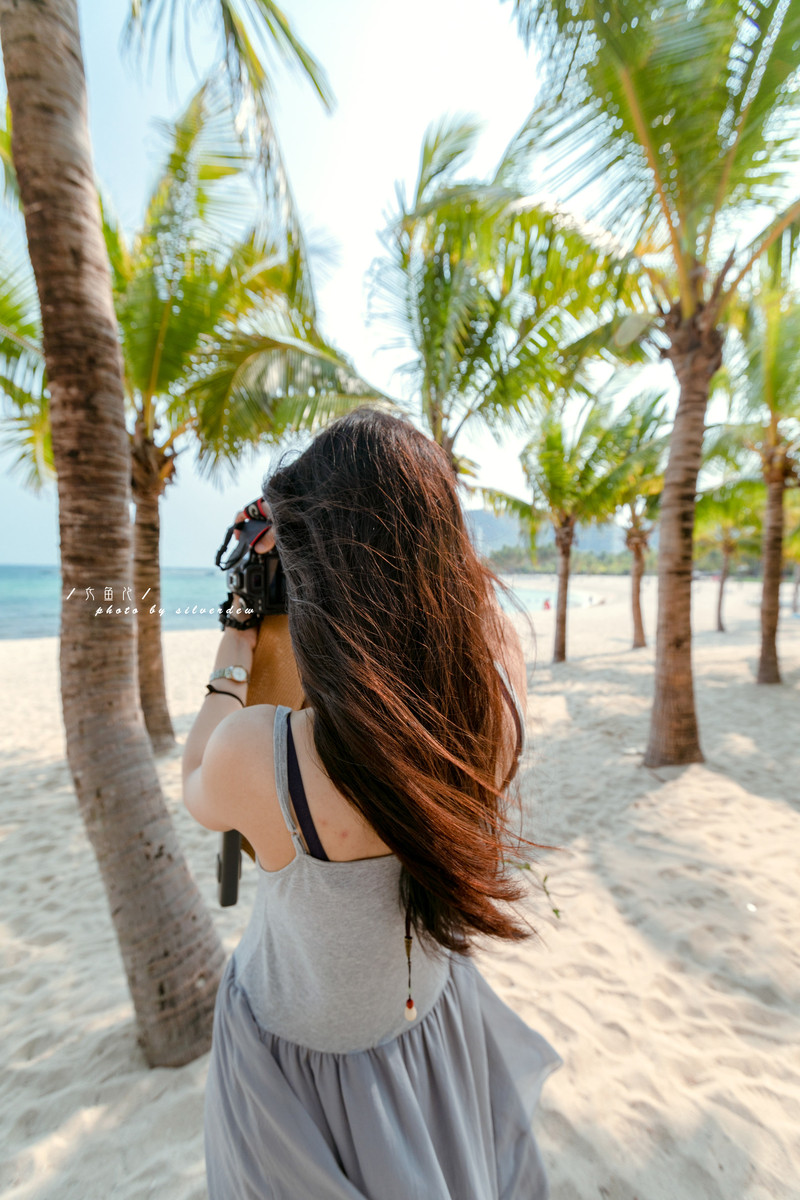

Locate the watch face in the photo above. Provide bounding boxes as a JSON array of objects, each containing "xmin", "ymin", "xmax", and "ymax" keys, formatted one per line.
[{"xmin": 230, "ymin": 666, "xmax": 248, "ymax": 683}]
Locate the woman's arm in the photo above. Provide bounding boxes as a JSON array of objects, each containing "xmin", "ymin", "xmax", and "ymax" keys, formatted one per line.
[
  {"xmin": 182, "ymin": 506, "xmax": 276, "ymax": 829},
  {"xmin": 181, "ymin": 625, "xmax": 255, "ymax": 830}
]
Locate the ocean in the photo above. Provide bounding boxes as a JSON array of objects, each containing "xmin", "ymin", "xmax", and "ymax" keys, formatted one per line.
[
  {"xmin": 0, "ymin": 564, "xmax": 589, "ymax": 641},
  {"xmin": 0, "ymin": 564, "xmax": 226, "ymax": 641}
]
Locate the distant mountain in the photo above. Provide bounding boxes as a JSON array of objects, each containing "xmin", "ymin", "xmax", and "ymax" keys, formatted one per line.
[
  {"xmin": 536, "ymin": 522, "xmax": 627, "ymax": 555},
  {"xmin": 465, "ymin": 508, "xmax": 630, "ymax": 556},
  {"xmin": 464, "ymin": 509, "xmax": 526, "ymax": 554}
]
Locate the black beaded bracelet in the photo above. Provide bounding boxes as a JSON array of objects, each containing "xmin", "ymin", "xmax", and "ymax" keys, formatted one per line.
[
  {"xmin": 205, "ymin": 684, "xmax": 245, "ymax": 707},
  {"xmin": 218, "ymin": 593, "xmax": 261, "ymax": 632}
]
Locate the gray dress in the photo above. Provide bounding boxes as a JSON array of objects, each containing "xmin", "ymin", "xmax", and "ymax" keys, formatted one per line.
[{"xmin": 204, "ymin": 703, "xmax": 560, "ymax": 1199}]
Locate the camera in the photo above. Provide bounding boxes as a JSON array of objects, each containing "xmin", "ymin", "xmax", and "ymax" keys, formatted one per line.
[{"xmin": 215, "ymin": 496, "xmax": 288, "ymax": 617}]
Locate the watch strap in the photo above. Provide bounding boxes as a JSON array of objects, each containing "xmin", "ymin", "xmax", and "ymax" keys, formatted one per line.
[{"xmin": 209, "ymin": 666, "xmax": 250, "ymax": 684}]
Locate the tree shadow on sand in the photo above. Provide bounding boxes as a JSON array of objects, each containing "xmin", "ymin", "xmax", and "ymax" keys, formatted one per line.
[{"xmin": 516, "ymin": 628, "xmax": 800, "ymax": 1079}]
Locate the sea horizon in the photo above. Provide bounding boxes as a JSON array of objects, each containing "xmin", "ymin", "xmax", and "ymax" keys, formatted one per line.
[{"xmin": 0, "ymin": 563, "xmax": 602, "ymax": 641}]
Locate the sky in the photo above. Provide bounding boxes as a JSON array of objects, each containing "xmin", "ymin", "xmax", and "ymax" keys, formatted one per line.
[{"xmin": 0, "ymin": 0, "xmax": 545, "ymax": 567}]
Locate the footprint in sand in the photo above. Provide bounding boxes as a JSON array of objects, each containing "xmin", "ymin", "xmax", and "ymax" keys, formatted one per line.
[
  {"xmin": 642, "ymin": 997, "xmax": 674, "ymax": 1023},
  {"xmin": 671, "ymin": 1056, "xmax": 708, "ymax": 1088},
  {"xmin": 16, "ymin": 972, "xmax": 49, "ymax": 997},
  {"xmin": 8, "ymin": 1104, "xmax": 42, "ymax": 1143},
  {"xmin": 653, "ymin": 972, "xmax": 683, "ymax": 1000},
  {"xmin": 570, "ymin": 962, "xmax": 615, "ymax": 983},
  {"xmin": 30, "ymin": 928, "xmax": 68, "ymax": 947},
  {"xmin": 583, "ymin": 941, "xmax": 612, "ymax": 959},
  {"xmin": 599, "ymin": 1022, "xmax": 630, "ymax": 1054},
  {"xmin": 14, "ymin": 1032, "xmax": 56, "ymax": 1062},
  {"xmin": 716, "ymin": 1053, "xmax": 763, "ymax": 1078}
]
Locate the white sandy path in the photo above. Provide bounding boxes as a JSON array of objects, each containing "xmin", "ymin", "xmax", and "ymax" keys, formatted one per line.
[{"xmin": 0, "ymin": 575, "xmax": 798, "ymax": 1199}]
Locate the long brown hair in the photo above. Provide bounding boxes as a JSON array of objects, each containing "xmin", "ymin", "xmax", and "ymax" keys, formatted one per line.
[{"xmin": 265, "ymin": 408, "xmax": 529, "ymax": 953}]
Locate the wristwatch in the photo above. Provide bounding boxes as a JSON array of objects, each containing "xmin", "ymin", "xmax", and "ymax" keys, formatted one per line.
[{"xmin": 209, "ymin": 665, "xmax": 250, "ymax": 685}]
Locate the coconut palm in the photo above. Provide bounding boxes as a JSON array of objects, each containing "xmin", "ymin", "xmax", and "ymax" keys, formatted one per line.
[
  {"xmin": 739, "ymin": 296, "xmax": 800, "ymax": 683},
  {"xmin": 370, "ymin": 116, "xmax": 644, "ymax": 465},
  {"xmin": 786, "ymin": 494, "xmax": 800, "ymax": 614},
  {"xmin": 486, "ymin": 398, "xmax": 629, "ymax": 662},
  {"xmin": 508, "ymin": 0, "xmax": 800, "ymax": 761},
  {"xmin": 714, "ymin": 258, "xmax": 800, "ymax": 679},
  {"xmin": 695, "ymin": 479, "xmax": 764, "ymax": 632},
  {"xmin": 0, "ymin": 0, "xmax": 226, "ymax": 1066},
  {"xmin": 603, "ymin": 392, "xmax": 668, "ymax": 649}
]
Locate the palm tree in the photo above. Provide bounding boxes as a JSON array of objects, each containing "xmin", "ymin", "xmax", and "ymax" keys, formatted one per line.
[
  {"xmin": 694, "ymin": 479, "xmax": 764, "ymax": 632},
  {"xmin": 486, "ymin": 398, "xmax": 627, "ymax": 662},
  {"xmin": 0, "ymin": 0, "xmax": 226, "ymax": 1066},
  {"xmin": 370, "ymin": 116, "xmax": 642, "ymax": 465},
  {"xmin": 604, "ymin": 392, "xmax": 668, "ymax": 649},
  {"xmin": 740, "ymin": 295, "xmax": 800, "ymax": 683},
  {"xmin": 1, "ymin": 81, "xmax": 380, "ymax": 752},
  {"xmin": 713, "ymin": 257, "xmax": 800, "ymax": 679},
  {"xmin": 785, "ymin": 494, "xmax": 800, "ymax": 614},
  {"xmin": 508, "ymin": 0, "xmax": 800, "ymax": 762}
]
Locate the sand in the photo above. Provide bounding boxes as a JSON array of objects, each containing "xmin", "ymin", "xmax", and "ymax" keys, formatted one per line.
[{"xmin": 1, "ymin": 574, "xmax": 798, "ymax": 1199}]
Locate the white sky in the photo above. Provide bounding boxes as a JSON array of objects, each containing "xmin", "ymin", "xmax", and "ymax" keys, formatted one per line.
[{"xmin": 0, "ymin": 0, "xmax": 546, "ymax": 567}]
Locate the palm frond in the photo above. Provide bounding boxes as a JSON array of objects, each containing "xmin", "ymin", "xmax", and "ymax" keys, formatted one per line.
[
  {"xmin": 370, "ymin": 136, "xmax": 648, "ymax": 455},
  {"xmin": 184, "ymin": 330, "xmax": 386, "ymax": 477},
  {"xmin": 118, "ymin": 78, "xmax": 309, "ymax": 409},
  {"xmin": 413, "ymin": 115, "xmax": 484, "ymax": 209},
  {"xmin": 124, "ymin": 0, "xmax": 332, "ymax": 105},
  {"xmin": 123, "ymin": 0, "xmax": 331, "ymax": 315},
  {"xmin": 479, "ymin": 485, "xmax": 541, "ymax": 555},
  {"xmin": 731, "ymin": 293, "xmax": 800, "ymax": 425},
  {"xmin": 0, "ymin": 397, "xmax": 54, "ymax": 490},
  {"xmin": 508, "ymin": 0, "xmax": 800, "ymax": 313},
  {"xmin": 695, "ymin": 476, "xmax": 765, "ymax": 556},
  {"xmin": 0, "ymin": 99, "xmax": 19, "ymax": 207},
  {"xmin": 0, "ymin": 246, "xmax": 45, "ymax": 407}
]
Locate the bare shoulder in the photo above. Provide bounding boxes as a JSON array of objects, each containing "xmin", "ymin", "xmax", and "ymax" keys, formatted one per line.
[
  {"xmin": 216, "ymin": 702, "xmax": 278, "ymax": 785},
  {"xmin": 195, "ymin": 703, "xmax": 297, "ymax": 869}
]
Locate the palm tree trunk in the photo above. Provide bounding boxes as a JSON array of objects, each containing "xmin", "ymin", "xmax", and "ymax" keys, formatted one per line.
[
  {"xmin": 716, "ymin": 548, "xmax": 729, "ymax": 633},
  {"xmin": 0, "ymin": 0, "xmax": 224, "ymax": 1066},
  {"xmin": 757, "ymin": 454, "xmax": 785, "ymax": 684},
  {"xmin": 134, "ymin": 489, "xmax": 175, "ymax": 752},
  {"xmin": 645, "ymin": 309, "xmax": 723, "ymax": 767},
  {"xmin": 630, "ymin": 537, "xmax": 646, "ymax": 650},
  {"xmin": 553, "ymin": 519, "xmax": 574, "ymax": 663}
]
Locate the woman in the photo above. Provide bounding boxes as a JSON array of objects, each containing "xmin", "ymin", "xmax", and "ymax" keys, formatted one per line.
[{"xmin": 183, "ymin": 409, "xmax": 560, "ymax": 1199}]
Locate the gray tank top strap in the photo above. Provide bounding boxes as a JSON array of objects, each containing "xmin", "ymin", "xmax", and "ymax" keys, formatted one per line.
[{"xmin": 272, "ymin": 705, "xmax": 307, "ymax": 855}]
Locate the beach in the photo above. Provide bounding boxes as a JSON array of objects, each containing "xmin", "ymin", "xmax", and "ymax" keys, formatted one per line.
[{"xmin": 1, "ymin": 574, "xmax": 798, "ymax": 1199}]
